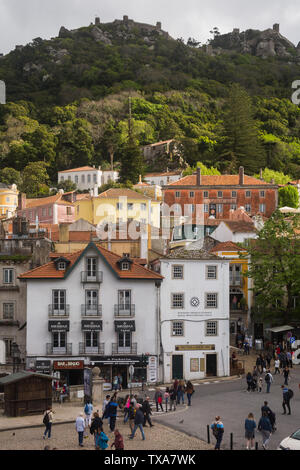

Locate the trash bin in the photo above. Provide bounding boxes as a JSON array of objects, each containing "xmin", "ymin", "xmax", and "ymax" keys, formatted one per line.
[{"xmin": 255, "ymin": 339, "xmax": 263, "ymax": 351}]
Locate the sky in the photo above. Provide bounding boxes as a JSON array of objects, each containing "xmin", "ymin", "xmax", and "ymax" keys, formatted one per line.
[{"xmin": 1, "ymin": 0, "xmax": 300, "ymax": 54}]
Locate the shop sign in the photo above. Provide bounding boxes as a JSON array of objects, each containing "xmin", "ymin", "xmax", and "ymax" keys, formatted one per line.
[
  {"xmin": 175, "ymin": 345, "xmax": 215, "ymax": 351},
  {"xmin": 190, "ymin": 358, "xmax": 199, "ymax": 372},
  {"xmin": 36, "ymin": 360, "xmax": 51, "ymax": 374},
  {"xmin": 81, "ymin": 320, "xmax": 102, "ymax": 331},
  {"xmin": 147, "ymin": 355, "xmax": 158, "ymax": 383},
  {"xmin": 114, "ymin": 320, "xmax": 135, "ymax": 332},
  {"xmin": 53, "ymin": 360, "xmax": 84, "ymax": 370},
  {"xmin": 92, "ymin": 356, "xmax": 141, "ymax": 365},
  {"xmin": 48, "ymin": 320, "xmax": 69, "ymax": 332}
]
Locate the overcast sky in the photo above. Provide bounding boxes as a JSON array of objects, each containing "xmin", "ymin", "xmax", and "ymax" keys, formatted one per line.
[{"xmin": 1, "ymin": 0, "xmax": 300, "ymax": 54}]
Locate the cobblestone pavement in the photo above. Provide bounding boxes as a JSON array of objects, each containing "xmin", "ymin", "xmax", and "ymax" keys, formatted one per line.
[{"xmin": 0, "ymin": 419, "xmax": 213, "ymax": 451}]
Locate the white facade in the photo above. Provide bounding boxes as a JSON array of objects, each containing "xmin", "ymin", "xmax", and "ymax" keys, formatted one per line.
[
  {"xmin": 144, "ymin": 173, "xmax": 182, "ymax": 187},
  {"xmin": 158, "ymin": 254, "xmax": 230, "ymax": 382},
  {"xmin": 211, "ymin": 222, "xmax": 257, "ymax": 244},
  {"xmin": 25, "ymin": 244, "xmax": 160, "ymax": 387},
  {"xmin": 58, "ymin": 167, "xmax": 119, "ymax": 191}
]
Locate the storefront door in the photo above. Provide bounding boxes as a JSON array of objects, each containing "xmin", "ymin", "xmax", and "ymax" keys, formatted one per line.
[
  {"xmin": 112, "ymin": 365, "xmax": 128, "ymax": 389},
  {"xmin": 206, "ymin": 353, "xmax": 217, "ymax": 377},
  {"xmin": 172, "ymin": 355, "xmax": 183, "ymax": 380}
]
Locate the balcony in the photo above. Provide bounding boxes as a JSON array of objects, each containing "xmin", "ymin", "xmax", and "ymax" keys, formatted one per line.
[
  {"xmin": 79, "ymin": 343, "xmax": 105, "ymax": 355},
  {"xmin": 46, "ymin": 343, "xmax": 72, "ymax": 355},
  {"xmin": 114, "ymin": 304, "xmax": 135, "ymax": 317},
  {"xmin": 112, "ymin": 343, "xmax": 137, "ymax": 355},
  {"xmin": 48, "ymin": 304, "xmax": 70, "ymax": 317},
  {"xmin": 81, "ymin": 304, "xmax": 102, "ymax": 317},
  {"xmin": 230, "ymin": 277, "xmax": 243, "ymax": 287},
  {"xmin": 81, "ymin": 271, "xmax": 103, "ymax": 283}
]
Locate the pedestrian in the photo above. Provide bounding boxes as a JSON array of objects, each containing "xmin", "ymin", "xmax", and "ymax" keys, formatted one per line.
[
  {"xmin": 123, "ymin": 395, "xmax": 131, "ymax": 424},
  {"xmin": 245, "ymin": 413, "xmax": 256, "ymax": 450},
  {"xmin": 252, "ymin": 366, "xmax": 258, "ymax": 382},
  {"xmin": 177, "ymin": 380, "xmax": 185, "ymax": 404},
  {"xmin": 266, "ymin": 353, "xmax": 272, "ymax": 369},
  {"xmin": 186, "ymin": 381, "xmax": 194, "ymax": 406},
  {"xmin": 256, "ymin": 356, "xmax": 262, "ymax": 374},
  {"xmin": 75, "ymin": 412, "xmax": 85, "ymax": 447},
  {"xmin": 169, "ymin": 387, "xmax": 177, "ymax": 411},
  {"xmin": 107, "ymin": 395, "xmax": 118, "ymax": 432},
  {"xmin": 210, "ymin": 416, "xmax": 224, "ymax": 450},
  {"xmin": 154, "ymin": 388, "xmax": 163, "ymax": 412},
  {"xmin": 102, "ymin": 395, "xmax": 110, "ymax": 418},
  {"xmin": 258, "ymin": 377, "xmax": 263, "ymax": 393},
  {"xmin": 112, "ymin": 375, "xmax": 119, "ymax": 391},
  {"xmin": 282, "ymin": 367, "xmax": 290, "ymax": 386},
  {"xmin": 90, "ymin": 412, "xmax": 103, "ymax": 448},
  {"xmin": 164, "ymin": 387, "xmax": 170, "ymax": 412},
  {"xmin": 84, "ymin": 399, "xmax": 93, "ymax": 429},
  {"xmin": 95, "ymin": 427, "xmax": 109, "ymax": 450},
  {"xmin": 42, "ymin": 407, "xmax": 54, "ymax": 440},
  {"xmin": 286, "ymin": 350, "xmax": 293, "ymax": 368},
  {"xmin": 129, "ymin": 404, "xmax": 145, "ymax": 441},
  {"xmin": 274, "ymin": 358, "xmax": 280, "ymax": 375},
  {"xmin": 258, "ymin": 411, "xmax": 272, "ymax": 450},
  {"xmin": 281, "ymin": 385, "xmax": 293, "ymax": 415},
  {"xmin": 246, "ymin": 372, "xmax": 253, "ymax": 392},
  {"xmin": 265, "ymin": 370, "xmax": 273, "ymax": 393},
  {"xmin": 111, "ymin": 429, "xmax": 124, "ymax": 450},
  {"xmin": 142, "ymin": 396, "xmax": 153, "ymax": 427},
  {"xmin": 128, "ymin": 401, "xmax": 136, "ymax": 433}
]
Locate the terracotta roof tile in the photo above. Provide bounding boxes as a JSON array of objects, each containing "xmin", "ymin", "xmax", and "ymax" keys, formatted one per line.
[
  {"xmin": 58, "ymin": 166, "xmax": 96, "ymax": 173},
  {"xmin": 97, "ymin": 188, "xmax": 151, "ymax": 200},
  {"xmin": 166, "ymin": 174, "xmax": 274, "ymax": 187},
  {"xmin": 210, "ymin": 241, "xmax": 247, "ymax": 253},
  {"xmin": 19, "ymin": 251, "xmax": 83, "ymax": 279}
]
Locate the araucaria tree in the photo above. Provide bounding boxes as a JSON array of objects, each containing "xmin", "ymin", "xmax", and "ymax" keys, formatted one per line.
[{"xmin": 245, "ymin": 211, "xmax": 300, "ymax": 325}]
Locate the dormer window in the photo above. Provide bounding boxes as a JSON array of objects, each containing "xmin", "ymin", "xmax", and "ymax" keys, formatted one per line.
[
  {"xmin": 117, "ymin": 254, "xmax": 133, "ymax": 271},
  {"xmin": 121, "ymin": 262, "xmax": 130, "ymax": 271},
  {"xmin": 58, "ymin": 262, "xmax": 66, "ymax": 271},
  {"xmin": 54, "ymin": 257, "xmax": 70, "ymax": 272}
]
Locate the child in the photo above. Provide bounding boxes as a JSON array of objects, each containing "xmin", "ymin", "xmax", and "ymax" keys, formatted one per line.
[
  {"xmin": 95, "ymin": 427, "xmax": 109, "ymax": 450},
  {"xmin": 111, "ymin": 429, "xmax": 124, "ymax": 450},
  {"xmin": 258, "ymin": 377, "xmax": 263, "ymax": 393}
]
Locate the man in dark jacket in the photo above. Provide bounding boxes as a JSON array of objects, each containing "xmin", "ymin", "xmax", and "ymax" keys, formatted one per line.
[
  {"xmin": 142, "ymin": 397, "xmax": 153, "ymax": 427},
  {"xmin": 282, "ymin": 385, "xmax": 292, "ymax": 415},
  {"xmin": 107, "ymin": 396, "xmax": 118, "ymax": 432},
  {"xmin": 258, "ymin": 412, "xmax": 272, "ymax": 450},
  {"xmin": 129, "ymin": 404, "xmax": 145, "ymax": 440}
]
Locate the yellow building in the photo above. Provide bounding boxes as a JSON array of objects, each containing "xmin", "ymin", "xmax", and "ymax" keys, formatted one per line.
[
  {"xmin": 75, "ymin": 188, "xmax": 161, "ymax": 228},
  {"xmin": 0, "ymin": 184, "xmax": 19, "ymax": 218}
]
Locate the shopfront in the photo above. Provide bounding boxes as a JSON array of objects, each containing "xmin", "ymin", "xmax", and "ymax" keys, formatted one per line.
[
  {"xmin": 35, "ymin": 360, "xmax": 51, "ymax": 375},
  {"xmin": 91, "ymin": 356, "xmax": 150, "ymax": 390},
  {"xmin": 53, "ymin": 360, "xmax": 84, "ymax": 386}
]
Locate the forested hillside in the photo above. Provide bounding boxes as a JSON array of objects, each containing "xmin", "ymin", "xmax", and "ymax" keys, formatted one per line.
[{"xmin": 1, "ymin": 19, "xmax": 300, "ymax": 194}]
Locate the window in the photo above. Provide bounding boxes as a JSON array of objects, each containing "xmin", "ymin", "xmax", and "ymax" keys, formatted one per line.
[
  {"xmin": 121, "ymin": 262, "xmax": 130, "ymax": 271},
  {"xmin": 245, "ymin": 190, "xmax": 251, "ymax": 198},
  {"xmin": 216, "ymin": 204, "xmax": 223, "ymax": 213},
  {"xmin": 85, "ymin": 331, "xmax": 98, "ymax": 348},
  {"xmin": 118, "ymin": 290, "xmax": 131, "ymax": 310},
  {"xmin": 68, "ymin": 176, "xmax": 71, "ymax": 181},
  {"xmin": 52, "ymin": 290, "xmax": 66, "ymax": 312},
  {"xmin": 260, "ymin": 191, "xmax": 265, "ymax": 198},
  {"xmin": 93, "ymin": 174, "xmax": 97, "ymax": 183},
  {"xmin": 231, "ymin": 204, "xmax": 237, "ymax": 211},
  {"xmin": 189, "ymin": 191, "xmax": 194, "ymax": 198},
  {"xmin": 75, "ymin": 175, "xmax": 79, "ymax": 184},
  {"xmin": 81, "ymin": 175, "xmax": 85, "ymax": 183},
  {"xmin": 127, "ymin": 203, "xmax": 133, "ymax": 210},
  {"xmin": 204, "ymin": 204, "xmax": 209, "ymax": 213},
  {"xmin": 245, "ymin": 204, "xmax": 251, "ymax": 213},
  {"xmin": 203, "ymin": 191, "xmax": 209, "ymax": 198},
  {"xmin": 172, "ymin": 265, "xmax": 183, "ymax": 279},
  {"xmin": 172, "ymin": 321, "xmax": 184, "ymax": 336},
  {"xmin": 3, "ymin": 338, "xmax": 13, "ymax": 357},
  {"xmin": 57, "ymin": 262, "xmax": 66, "ymax": 271},
  {"xmin": 87, "ymin": 258, "xmax": 97, "ymax": 277},
  {"xmin": 66, "ymin": 207, "xmax": 72, "ymax": 215},
  {"xmin": 160, "ymin": 180, "xmax": 164, "ymax": 186},
  {"xmin": 60, "ymin": 176, "xmax": 64, "ymax": 182},
  {"xmin": 259, "ymin": 203, "xmax": 266, "ymax": 213},
  {"xmin": 141, "ymin": 203, "xmax": 146, "ymax": 211},
  {"xmin": 3, "ymin": 268, "xmax": 13, "ymax": 284},
  {"xmin": 175, "ymin": 191, "xmax": 181, "ymax": 198},
  {"xmin": 116, "ymin": 203, "xmax": 123, "ymax": 210},
  {"xmin": 206, "ymin": 265, "xmax": 217, "ymax": 279},
  {"xmin": 6, "ymin": 197, "xmax": 10, "ymax": 203},
  {"xmin": 206, "ymin": 321, "xmax": 218, "ymax": 336},
  {"xmin": 48, "ymin": 207, "xmax": 52, "ymax": 216},
  {"xmin": 171, "ymin": 293, "xmax": 184, "ymax": 309},
  {"xmin": 217, "ymin": 191, "xmax": 223, "ymax": 198},
  {"xmin": 3, "ymin": 303, "xmax": 14, "ymax": 319},
  {"xmin": 205, "ymin": 293, "xmax": 218, "ymax": 308},
  {"xmin": 87, "ymin": 174, "xmax": 91, "ymax": 183},
  {"xmin": 232, "ymin": 191, "xmax": 237, "ymax": 198},
  {"xmin": 42, "ymin": 208, "xmax": 46, "ymax": 217},
  {"xmin": 53, "ymin": 331, "xmax": 66, "ymax": 348}
]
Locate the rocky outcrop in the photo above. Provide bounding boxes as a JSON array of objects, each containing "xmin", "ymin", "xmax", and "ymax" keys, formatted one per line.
[{"xmin": 90, "ymin": 26, "xmax": 112, "ymax": 45}]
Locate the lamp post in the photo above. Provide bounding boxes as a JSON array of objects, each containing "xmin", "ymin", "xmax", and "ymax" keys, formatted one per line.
[{"xmin": 11, "ymin": 342, "xmax": 21, "ymax": 373}]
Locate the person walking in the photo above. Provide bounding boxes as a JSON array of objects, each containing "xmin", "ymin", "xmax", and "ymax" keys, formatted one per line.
[
  {"xmin": 186, "ymin": 381, "xmax": 194, "ymax": 406},
  {"xmin": 164, "ymin": 387, "xmax": 170, "ymax": 412},
  {"xmin": 128, "ymin": 401, "xmax": 136, "ymax": 433},
  {"xmin": 95, "ymin": 427, "xmax": 109, "ymax": 450},
  {"xmin": 154, "ymin": 388, "xmax": 163, "ymax": 412},
  {"xmin": 129, "ymin": 404, "xmax": 145, "ymax": 441},
  {"xmin": 245, "ymin": 413, "xmax": 256, "ymax": 450},
  {"xmin": 258, "ymin": 377, "xmax": 263, "ymax": 393},
  {"xmin": 142, "ymin": 397, "xmax": 153, "ymax": 427},
  {"xmin": 177, "ymin": 380, "xmax": 185, "ymax": 404},
  {"xmin": 111, "ymin": 429, "xmax": 124, "ymax": 450},
  {"xmin": 211, "ymin": 416, "xmax": 224, "ymax": 450},
  {"xmin": 258, "ymin": 411, "xmax": 272, "ymax": 450},
  {"xmin": 43, "ymin": 408, "xmax": 54, "ymax": 440},
  {"xmin": 282, "ymin": 367, "xmax": 290, "ymax": 386},
  {"xmin": 84, "ymin": 399, "xmax": 93, "ymax": 429},
  {"xmin": 169, "ymin": 387, "xmax": 177, "ymax": 411},
  {"xmin": 265, "ymin": 370, "xmax": 273, "ymax": 393},
  {"xmin": 274, "ymin": 358, "xmax": 280, "ymax": 375},
  {"xmin": 246, "ymin": 372, "xmax": 253, "ymax": 392},
  {"xmin": 75, "ymin": 412, "xmax": 85, "ymax": 447},
  {"xmin": 123, "ymin": 395, "xmax": 131, "ymax": 424},
  {"xmin": 90, "ymin": 412, "xmax": 103, "ymax": 448},
  {"xmin": 286, "ymin": 350, "xmax": 293, "ymax": 368},
  {"xmin": 281, "ymin": 385, "xmax": 293, "ymax": 415},
  {"xmin": 107, "ymin": 395, "xmax": 118, "ymax": 432}
]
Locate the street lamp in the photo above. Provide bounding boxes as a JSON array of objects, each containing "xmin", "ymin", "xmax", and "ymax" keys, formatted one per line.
[{"xmin": 11, "ymin": 342, "xmax": 21, "ymax": 373}]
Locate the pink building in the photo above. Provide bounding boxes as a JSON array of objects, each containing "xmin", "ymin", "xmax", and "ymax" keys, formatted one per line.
[{"xmin": 17, "ymin": 192, "xmax": 76, "ymax": 225}]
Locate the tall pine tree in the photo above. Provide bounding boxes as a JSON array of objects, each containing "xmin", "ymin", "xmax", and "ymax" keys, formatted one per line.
[{"xmin": 221, "ymin": 84, "xmax": 266, "ymax": 173}]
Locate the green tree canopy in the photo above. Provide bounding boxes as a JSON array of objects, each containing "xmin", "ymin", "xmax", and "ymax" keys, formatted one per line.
[{"xmin": 278, "ymin": 186, "xmax": 299, "ymax": 209}]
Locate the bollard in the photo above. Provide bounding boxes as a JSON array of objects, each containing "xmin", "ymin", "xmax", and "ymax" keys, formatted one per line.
[
  {"xmin": 207, "ymin": 425, "xmax": 210, "ymax": 444},
  {"xmin": 230, "ymin": 432, "xmax": 233, "ymax": 450}
]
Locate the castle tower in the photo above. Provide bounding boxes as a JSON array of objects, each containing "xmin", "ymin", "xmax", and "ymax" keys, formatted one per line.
[
  {"xmin": 123, "ymin": 15, "xmax": 129, "ymax": 23},
  {"xmin": 156, "ymin": 21, "xmax": 162, "ymax": 31},
  {"xmin": 95, "ymin": 17, "xmax": 100, "ymax": 25},
  {"xmin": 273, "ymin": 23, "xmax": 280, "ymax": 33}
]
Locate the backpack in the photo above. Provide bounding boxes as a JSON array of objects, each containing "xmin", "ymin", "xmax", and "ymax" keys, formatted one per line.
[
  {"xmin": 288, "ymin": 389, "xmax": 294, "ymax": 399},
  {"xmin": 84, "ymin": 403, "xmax": 89, "ymax": 414},
  {"xmin": 212, "ymin": 424, "xmax": 218, "ymax": 438},
  {"xmin": 265, "ymin": 373, "xmax": 271, "ymax": 383},
  {"xmin": 43, "ymin": 411, "xmax": 49, "ymax": 426}
]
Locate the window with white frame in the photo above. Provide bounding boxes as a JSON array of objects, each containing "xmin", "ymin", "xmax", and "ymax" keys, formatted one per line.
[
  {"xmin": 217, "ymin": 191, "xmax": 223, "ymax": 198},
  {"xmin": 231, "ymin": 204, "xmax": 237, "ymax": 210},
  {"xmin": 203, "ymin": 191, "xmax": 209, "ymax": 198},
  {"xmin": 141, "ymin": 203, "xmax": 146, "ymax": 211},
  {"xmin": 171, "ymin": 293, "xmax": 184, "ymax": 309},
  {"xmin": 245, "ymin": 190, "xmax": 251, "ymax": 198},
  {"xmin": 116, "ymin": 202, "xmax": 123, "ymax": 210},
  {"xmin": 245, "ymin": 204, "xmax": 251, "ymax": 213},
  {"xmin": 121, "ymin": 262, "xmax": 130, "ymax": 271},
  {"xmin": 259, "ymin": 203, "xmax": 266, "ymax": 213},
  {"xmin": 260, "ymin": 190, "xmax": 265, "ymax": 198},
  {"xmin": 216, "ymin": 204, "xmax": 223, "ymax": 213},
  {"xmin": 93, "ymin": 174, "xmax": 97, "ymax": 183},
  {"xmin": 172, "ymin": 321, "xmax": 184, "ymax": 336},
  {"xmin": 232, "ymin": 191, "xmax": 237, "ymax": 198},
  {"xmin": 127, "ymin": 203, "xmax": 133, "ymax": 210},
  {"xmin": 75, "ymin": 175, "xmax": 79, "ymax": 184},
  {"xmin": 81, "ymin": 175, "xmax": 85, "ymax": 182},
  {"xmin": 87, "ymin": 174, "xmax": 91, "ymax": 183},
  {"xmin": 3, "ymin": 268, "xmax": 13, "ymax": 285},
  {"xmin": 205, "ymin": 293, "xmax": 218, "ymax": 308},
  {"xmin": 206, "ymin": 320, "xmax": 218, "ymax": 336},
  {"xmin": 206, "ymin": 265, "xmax": 217, "ymax": 279},
  {"xmin": 175, "ymin": 191, "xmax": 181, "ymax": 198},
  {"xmin": 189, "ymin": 191, "xmax": 195, "ymax": 198},
  {"xmin": 172, "ymin": 265, "xmax": 183, "ymax": 279},
  {"xmin": 204, "ymin": 204, "xmax": 209, "ymax": 213},
  {"xmin": 3, "ymin": 303, "xmax": 14, "ymax": 319},
  {"xmin": 57, "ymin": 262, "xmax": 66, "ymax": 271}
]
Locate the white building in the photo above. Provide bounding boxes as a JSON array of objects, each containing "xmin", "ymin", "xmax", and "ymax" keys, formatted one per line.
[
  {"xmin": 20, "ymin": 242, "xmax": 162, "ymax": 388},
  {"xmin": 152, "ymin": 247, "xmax": 230, "ymax": 382},
  {"xmin": 144, "ymin": 170, "xmax": 183, "ymax": 187},
  {"xmin": 58, "ymin": 166, "xmax": 119, "ymax": 191},
  {"xmin": 210, "ymin": 220, "xmax": 258, "ymax": 244}
]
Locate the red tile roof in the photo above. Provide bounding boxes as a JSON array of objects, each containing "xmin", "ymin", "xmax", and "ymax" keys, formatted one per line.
[
  {"xmin": 210, "ymin": 241, "xmax": 247, "ymax": 253},
  {"xmin": 19, "ymin": 243, "xmax": 163, "ymax": 280},
  {"xmin": 166, "ymin": 174, "xmax": 273, "ymax": 187},
  {"xmin": 58, "ymin": 166, "xmax": 97, "ymax": 173},
  {"xmin": 98, "ymin": 188, "xmax": 152, "ymax": 200},
  {"xmin": 145, "ymin": 171, "xmax": 182, "ymax": 177}
]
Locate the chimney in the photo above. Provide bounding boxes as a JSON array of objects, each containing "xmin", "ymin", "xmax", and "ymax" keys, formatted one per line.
[
  {"xmin": 18, "ymin": 193, "xmax": 26, "ymax": 211},
  {"xmin": 260, "ymin": 168, "xmax": 263, "ymax": 180},
  {"xmin": 197, "ymin": 167, "xmax": 201, "ymax": 186},
  {"xmin": 93, "ymin": 184, "xmax": 98, "ymax": 197},
  {"xmin": 239, "ymin": 166, "xmax": 244, "ymax": 186},
  {"xmin": 139, "ymin": 175, "xmax": 142, "ymax": 184}
]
